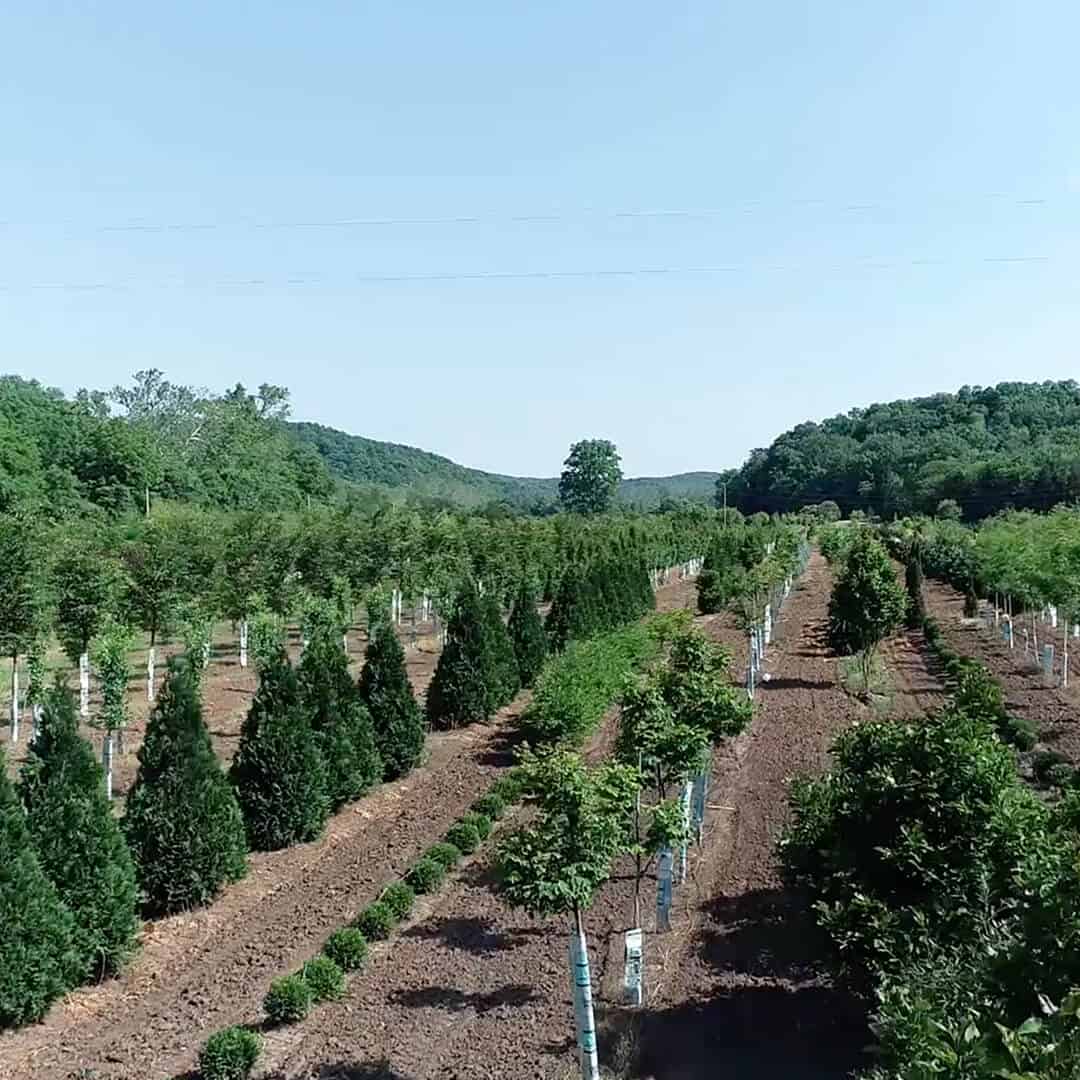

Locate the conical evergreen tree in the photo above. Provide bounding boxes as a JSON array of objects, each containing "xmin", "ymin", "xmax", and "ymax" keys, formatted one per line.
[
  {"xmin": 298, "ymin": 629, "xmax": 381, "ymax": 807},
  {"xmin": 123, "ymin": 660, "xmax": 248, "ymax": 916},
  {"xmin": 508, "ymin": 582, "xmax": 547, "ymax": 688},
  {"xmin": 481, "ymin": 593, "xmax": 520, "ymax": 711},
  {"xmin": 358, "ymin": 621, "xmax": 425, "ymax": 780},
  {"xmin": 905, "ymin": 555, "xmax": 926, "ymax": 629},
  {"xmin": 19, "ymin": 683, "xmax": 139, "ymax": 982},
  {"xmin": 230, "ymin": 650, "xmax": 330, "ymax": 850},
  {"xmin": 426, "ymin": 586, "xmax": 494, "ymax": 730},
  {"xmin": 545, "ymin": 566, "xmax": 598, "ymax": 650},
  {"xmin": 0, "ymin": 748, "xmax": 80, "ymax": 1028}
]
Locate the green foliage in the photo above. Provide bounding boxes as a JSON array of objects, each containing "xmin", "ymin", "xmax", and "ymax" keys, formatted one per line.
[
  {"xmin": 52, "ymin": 532, "xmax": 122, "ymax": 663},
  {"xmin": 497, "ymin": 748, "xmax": 639, "ymax": 919},
  {"xmin": 19, "ymin": 684, "xmax": 139, "ymax": 982},
  {"xmin": 123, "ymin": 661, "xmax": 248, "ymax": 915},
  {"xmin": 520, "ymin": 623, "xmax": 660, "ymax": 746},
  {"xmin": 263, "ymin": 974, "xmax": 313, "ymax": 1025},
  {"xmin": 424, "ymin": 841, "xmax": 462, "ymax": 870},
  {"xmin": 300, "ymin": 955, "xmax": 345, "ymax": 1002},
  {"xmin": 354, "ymin": 900, "xmax": 395, "ymax": 941},
  {"xmin": 827, "ymin": 531, "xmax": 906, "ymax": 664},
  {"xmin": 0, "ymin": 514, "xmax": 47, "ymax": 662},
  {"xmin": 558, "ymin": 438, "xmax": 623, "ymax": 515},
  {"xmin": 644, "ymin": 797, "xmax": 690, "ymax": 855},
  {"xmin": 357, "ymin": 622, "xmax": 425, "ymax": 780},
  {"xmin": 461, "ymin": 810, "xmax": 493, "ymax": 841},
  {"xmin": 488, "ymin": 770, "xmax": 527, "ymax": 806},
  {"xmin": 247, "ymin": 607, "xmax": 286, "ymax": 670},
  {"xmin": 229, "ymin": 650, "xmax": 330, "ymax": 851},
  {"xmin": 472, "ymin": 790, "xmax": 507, "ymax": 821},
  {"xmin": 92, "ymin": 619, "xmax": 135, "ymax": 736},
  {"xmin": 380, "ymin": 881, "xmax": 416, "ymax": 920},
  {"xmin": 507, "ymin": 581, "xmax": 547, "ymax": 688},
  {"xmin": 323, "ymin": 927, "xmax": 368, "ymax": 972},
  {"xmin": 298, "ymin": 628, "xmax": 381, "ymax": 807},
  {"xmin": 445, "ymin": 818, "xmax": 482, "ymax": 855},
  {"xmin": 406, "ymin": 857, "xmax": 446, "ymax": 895},
  {"xmin": 696, "ymin": 528, "xmax": 759, "ymax": 614},
  {"xmin": 0, "ymin": 747, "xmax": 80, "ymax": 1029},
  {"xmin": 425, "ymin": 585, "xmax": 497, "ymax": 730},
  {"xmin": 481, "ymin": 593, "xmax": 520, "ymax": 711},
  {"xmin": 177, "ymin": 601, "xmax": 214, "ymax": 684},
  {"xmin": 658, "ymin": 628, "xmax": 751, "ymax": 743},
  {"xmin": 198, "ymin": 1026, "xmax": 263, "ymax": 1080},
  {"xmin": 904, "ymin": 554, "xmax": 926, "ymax": 629}
]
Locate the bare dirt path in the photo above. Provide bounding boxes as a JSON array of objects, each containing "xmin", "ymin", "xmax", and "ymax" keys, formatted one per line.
[
  {"xmin": 0, "ymin": 578, "xmax": 697, "ymax": 1080},
  {"xmin": 248, "ymin": 554, "xmax": 872, "ymax": 1080},
  {"xmin": 924, "ymin": 581, "xmax": 1080, "ymax": 762}
]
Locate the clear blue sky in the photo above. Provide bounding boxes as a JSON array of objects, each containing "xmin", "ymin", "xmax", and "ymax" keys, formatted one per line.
[{"xmin": 2, "ymin": 2, "xmax": 1078, "ymax": 478}]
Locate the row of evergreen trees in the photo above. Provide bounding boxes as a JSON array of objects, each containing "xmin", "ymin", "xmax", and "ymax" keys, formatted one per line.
[{"xmin": 696, "ymin": 526, "xmax": 769, "ymax": 614}]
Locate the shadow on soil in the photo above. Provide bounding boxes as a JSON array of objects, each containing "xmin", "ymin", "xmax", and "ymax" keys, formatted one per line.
[
  {"xmin": 634, "ymin": 888, "xmax": 869, "ymax": 1080},
  {"xmin": 264, "ymin": 1059, "xmax": 412, "ymax": 1080},
  {"xmin": 390, "ymin": 983, "xmax": 538, "ymax": 1013},
  {"xmin": 403, "ymin": 914, "xmax": 545, "ymax": 955},
  {"xmin": 759, "ymin": 676, "xmax": 832, "ymax": 692}
]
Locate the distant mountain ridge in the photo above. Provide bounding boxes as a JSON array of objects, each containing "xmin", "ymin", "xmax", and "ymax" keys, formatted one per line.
[{"xmin": 288, "ymin": 421, "xmax": 720, "ymax": 509}]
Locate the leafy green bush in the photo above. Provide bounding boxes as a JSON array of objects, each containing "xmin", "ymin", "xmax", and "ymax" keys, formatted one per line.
[
  {"xmin": 472, "ymin": 790, "xmax": 506, "ymax": 821},
  {"xmin": 354, "ymin": 900, "xmax": 395, "ymax": 941},
  {"xmin": 424, "ymin": 841, "xmax": 462, "ymax": 869},
  {"xmin": 461, "ymin": 810, "xmax": 492, "ymax": 841},
  {"xmin": 323, "ymin": 927, "xmax": 368, "ymax": 971},
  {"xmin": 488, "ymin": 769, "xmax": 527, "ymax": 806},
  {"xmin": 445, "ymin": 818, "xmax": 482, "ymax": 855},
  {"xmin": 405, "ymin": 856, "xmax": 446, "ymax": 895},
  {"xmin": 263, "ymin": 974, "xmax": 312, "ymax": 1024},
  {"xmin": 198, "ymin": 1025, "xmax": 263, "ymax": 1080},
  {"xmin": 300, "ymin": 955, "xmax": 345, "ymax": 1002},
  {"xmin": 380, "ymin": 881, "xmax": 415, "ymax": 919}
]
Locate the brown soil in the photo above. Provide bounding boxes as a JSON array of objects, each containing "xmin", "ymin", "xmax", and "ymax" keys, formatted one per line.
[
  {"xmin": 923, "ymin": 581, "xmax": 1080, "ymax": 763},
  {"xmin": 0, "ymin": 576, "xmax": 698, "ymax": 1080}
]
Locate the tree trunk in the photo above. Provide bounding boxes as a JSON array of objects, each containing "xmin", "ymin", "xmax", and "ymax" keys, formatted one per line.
[
  {"xmin": 10, "ymin": 656, "xmax": 19, "ymax": 744},
  {"xmin": 569, "ymin": 907, "xmax": 600, "ymax": 1080},
  {"xmin": 239, "ymin": 618, "xmax": 249, "ymax": 668},
  {"xmin": 79, "ymin": 650, "xmax": 90, "ymax": 718},
  {"xmin": 102, "ymin": 732, "xmax": 114, "ymax": 800}
]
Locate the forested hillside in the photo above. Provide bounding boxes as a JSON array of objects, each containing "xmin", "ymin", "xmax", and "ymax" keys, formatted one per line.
[{"xmin": 729, "ymin": 380, "xmax": 1080, "ymax": 519}]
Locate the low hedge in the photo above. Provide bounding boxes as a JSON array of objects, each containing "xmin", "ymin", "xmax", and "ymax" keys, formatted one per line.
[
  {"xmin": 264, "ymin": 974, "xmax": 312, "ymax": 1025},
  {"xmin": 444, "ymin": 818, "xmax": 482, "ymax": 855},
  {"xmin": 354, "ymin": 900, "xmax": 395, "ymax": 941},
  {"xmin": 406, "ymin": 856, "xmax": 446, "ymax": 894},
  {"xmin": 380, "ymin": 881, "xmax": 415, "ymax": 920},
  {"xmin": 323, "ymin": 927, "xmax": 368, "ymax": 971},
  {"xmin": 198, "ymin": 1026, "xmax": 262, "ymax": 1080},
  {"xmin": 425, "ymin": 841, "xmax": 462, "ymax": 869},
  {"xmin": 301, "ymin": 955, "xmax": 345, "ymax": 1002}
]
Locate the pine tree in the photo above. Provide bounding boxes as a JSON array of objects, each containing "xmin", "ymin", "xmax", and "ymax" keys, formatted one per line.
[
  {"xmin": 298, "ymin": 629, "xmax": 381, "ymax": 807},
  {"xmin": 230, "ymin": 650, "xmax": 330, "ymax": 850},
  {"xmin": 123, "ymin": 660, "xmax": 248, "ymax": 915},
  {"xmin": 0, "ymin": 748, "xmax": 80, "ymax": 1028},
  {"xmin": 508, "ymin": 582, "xmax": 547, "ymax": 688},
  {"xmin": 358, "ymin": 622, "xmax": 425, "ymax": 780},
  {"xmin": 426, "ymin": 586, "xmax": 494, "ymax": 730},
  {"xmin": 481, "ymin": 593, "xmax": 520, "ymax": 711},
  {"xmin": 19, "ymin": 684, "xmax": 139, "ymax": 983}
]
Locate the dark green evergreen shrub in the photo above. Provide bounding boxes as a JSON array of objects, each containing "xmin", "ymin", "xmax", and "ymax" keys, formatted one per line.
[
  {"xmin": 424, "ymin": 841, "xmax": 462, "ymax": 869},
  {"xmin": 1004, "ymin": 715, "xmax": 1038, "ymax": 752},
  {"xmin": 323, "ymin": 927, "xmax": 368, "ymax": 971},
  {"xmin": 507, "ymin": 582, "xmax": 547, "ymax": 688},
  {"xmin": 198, "ymin": 1025, "xmax": 262, "ymax": 1080},
  {"xmin": 380, "ymin": 881, "xmax": 415, "ymax": 919},
  {"xmin": 298, "ymin": 629, "xmax": 381, "ymax": 807},
  {"xmin": 904, "ymin": 556, "xmax": 926, "ymax": 629},
  {"xmin": 123, "ymin": 660, "xmax": 248, "ymax": 916},
  {"xmin": 357, "ymin": 621, "xmax": 425, "ymax": 780},
  {"xmin": 19, "ymin": 683, "xmax": 139, "ymax": 982},
  {"xmin": 300, "ymin": 955, "xmax": 345, "ymax": 1002},
  {"xmin": 354, "ymin": 900, "xmax": 395, "ymax": 940},
  {"xmin": 461, "ymin": 810, "xmax": 492, "ymax": 841},
  {"xmin": 481, "ymin": 593, "xmax": 520, "ymax": 711},
  {"xmin": 263, "ymin": 974, "xmax": 312, "ymax": 1024},
  {"xmin": 229, "ymin": 650, "xmax": 329, "ymax": 851},
  {"xmin": 405, "ymin": 857, "xmax": 446, "ymax": 895},
  {"xmin": 472, "ymin": 791, "xmax": 506, "ymax": 821},
  {"xmin": 1033, "ymin": 749, "xmax": 1071, "ymax": 787},
  {"xmin": 426, "ymin": 586, "xmax": 497, "ymax": 730},
  {"xmin": 0, "ymin": 748, "xmax": 80, "ymax": 1029}
]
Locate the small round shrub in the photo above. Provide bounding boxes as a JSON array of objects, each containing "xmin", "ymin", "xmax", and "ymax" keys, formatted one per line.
[
  {"xmin": 445, "ymin": 819, "xmax": 481, "ymax": 854},
  {"xmin": 264, "ymin": 974, "xmax": 312, "ymax": 1025},
  {"xmin": 1047, "ymin": 763, "xmax": 1077, "ymax": 790},
  {"xmin": 425, "ymin": 841, "xmax": 462, "ymax": 869},
  {"xmin": 324, "ymin": 927, "xmax": 368, "ymax": 971},
  {"xmin": 301, "ymin": 955, "xmax": 345, "ymax": 1002},
  {"xmin": 355, "ymin": 900, "xmax": 395, "ymax": 941},
  {"xmin": 406, "ymin": 856, "xmax": 446, "ymax": 895},
  {"xmin": 461, "ymin": 810, "xmax": 492, "ymax": 841},
  {"xmin": 472, "ymin": 791, "xmax": 506, "ymax": 821},
  {"xmin": 198, "ymin": 1025, "xmax": 263, "ymax": 1080},
  {"xmin": 381, "ymin": 881, "xmax": 416, "ymax": 920},
  {"xmin": 1003, "ymin": 715, "xmax": 1038, "ymax": 752},
  {"xmin": 489, "ymin": 769, "xmax": 526, "ymax": 805}
]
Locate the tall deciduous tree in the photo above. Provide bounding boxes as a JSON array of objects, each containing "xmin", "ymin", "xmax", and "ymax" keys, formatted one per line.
[
  {"xmin": 358, "ymin": 621, "xmax": 425, "ymax": 780},
  {"xmin": 91, "ymin": 620, "xmax": 134, "ymax": 800},
  {"xmin": 558, "ymin": 439, "xmax": 623, "ymax": 515},
  {"xmin": 0, "ymin": 747, "xmax": 80, "ymax": 1029},
  {"xmin": 123, "ymin": 660, "xmax": 248, "ymax": 915},
  {"xmin": 19, "ymin": 684, "xmax": 139, "ymax": 981}
]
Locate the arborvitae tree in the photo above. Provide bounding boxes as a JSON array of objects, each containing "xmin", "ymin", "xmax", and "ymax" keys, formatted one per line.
[
  {"xmin": 545, "ymin": 566, "xmax": 599, "ymax": 651},
  {"xmin": 481, "ymin": 593, "xmax": 520, "ymax": 711},
  {"xmin": 507, "ymin": 582, "xmax": 547, "ymax": 688},
  {"xmin": 230, "ymin": 650, "xmax": 330, "ymax": 850},
  {"xmin": 298, "ymin": 628, "xmax": 381, "ymax": 807},
  {"xmin": 905, "ymin": 554, "xmax": 927, "ymax": 629},
  {"xmin": 426, "ymin": 585, "xmax": 495, "ymax": 730},
  {"xmin": 0, "ymin": 748, "xmax": 80, "ymax": 1028},
  {"xmin": 123, "ymin": 660, "xmax": 248, "ymax": 915},
  {"xmin": 19, "ymin": 684, "xmax": 139, "ymax": 982},
  {"xmin": 697, "ymin": 532, "xmax": 750, "ymax": 614},
  {"xmin": 358, "ymin": 621, "xmax": 425, "ymax": 780}
]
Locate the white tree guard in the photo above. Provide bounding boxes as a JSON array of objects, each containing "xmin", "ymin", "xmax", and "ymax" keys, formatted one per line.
[
  {"xmin": 10, "ymin": 664, "xmax": 19, "ymax": 744},
  {"xmin": 623, "ymin": 927, "xmax": 643, "ymax": 1007},
  {"xmin": 79, "ymin": 651, "xmax": 90, "ymax": 717},
  {"xmin": 147, "ymin": 647, "xmax": 156, "ymax": 703},
  {"xmin": 102, "ymin": 733, "xmax": 114, "ymax": 801},
  {"xmin": 678, "ymin": 780, "xmax": 693, "ymax": 884},
  {"xmin": 239, "ymin": 618, "xmax": 249, "ymax": 669},
  {"xmin": 570, "ymin": 919, "xmax": 600, "ymax": 1080}
]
